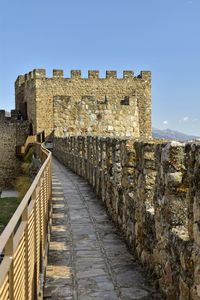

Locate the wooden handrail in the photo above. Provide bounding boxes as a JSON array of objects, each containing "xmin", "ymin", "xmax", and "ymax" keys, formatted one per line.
[
  {"xmin": 0, "ymin": 142, "xmax": 52, "ymax": 299},
  {"xmin": 0, "ymin": 144, "xmax": 50, "ymax": 253}
]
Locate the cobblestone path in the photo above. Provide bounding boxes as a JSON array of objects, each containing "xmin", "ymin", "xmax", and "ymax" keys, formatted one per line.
[{"xmin": 44, "ymin": 158, "xmax": 162, "ymax": 300}]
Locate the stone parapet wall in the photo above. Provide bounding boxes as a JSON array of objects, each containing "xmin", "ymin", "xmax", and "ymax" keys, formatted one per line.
[{"xmin": 53, "ymin": 136, "xmax": 200, "ymax": 299}]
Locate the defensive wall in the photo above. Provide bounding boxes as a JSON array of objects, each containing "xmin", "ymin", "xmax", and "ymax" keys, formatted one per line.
[
  {"xmin": 15, "ymin": 69, "xmax": 151, "ymax": 138},
  {"xmin": 0, "ymin": 110, "xmax": 29, "ymax": 189},
  {"xmin": 53, "ymin": 136, "xmax": 200, "ymax": 300},
  {"xmin": 3, "ymin": 67, "xmax": 200, "ymax": 298},
  {"xmin": 1, "ymin": 67, "xmax": 151, "ymax": 188}
]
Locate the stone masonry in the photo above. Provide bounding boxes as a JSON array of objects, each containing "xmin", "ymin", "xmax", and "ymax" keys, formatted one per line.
[
  {"xmin": 0, "ymin": 110, "xmax": 29, "ymax": 189},
  {"xmin": 53, "ymin": 136, "xmax": 200, "ymax": 300},
  {"xmin": 15, "ymin": 69, "xmax": 151, "ymax": 138},
  {"xmin": 2, "ymin": 67, "xmax": 199, "ymax": 299},
  {"xmin": 1, "ymin": 67, "xmax": 151, "ymax": 194}
]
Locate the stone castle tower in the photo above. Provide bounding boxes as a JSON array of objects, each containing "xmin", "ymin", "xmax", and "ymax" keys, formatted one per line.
[{"xmin": 15, "ymin": 69, "xmax": 152, "ymax": 138}]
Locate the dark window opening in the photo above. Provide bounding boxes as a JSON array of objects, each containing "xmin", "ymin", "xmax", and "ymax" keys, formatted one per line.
[{"xmin": 121, "ymin": 96, "xmax": 129, "ymax": 105}]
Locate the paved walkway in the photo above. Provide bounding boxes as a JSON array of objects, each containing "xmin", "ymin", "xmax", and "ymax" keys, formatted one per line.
[{"xmin": 44, "ymin": 158, "xmax": 161, "ymax": 300}]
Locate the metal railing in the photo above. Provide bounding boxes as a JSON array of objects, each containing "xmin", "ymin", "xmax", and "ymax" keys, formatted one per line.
[{"xmin": 0, "ymin": 143, "xmax": 52, "ymax": 300}]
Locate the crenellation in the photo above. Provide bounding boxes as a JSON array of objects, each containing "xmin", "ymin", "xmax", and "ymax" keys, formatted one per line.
[
  {"xmin": 24, "ymin": 72, "xmax": 34, "ymax": 81},
  {"xmin": 88, "ymin": 70, "xmax": 99, "ymax": 79},
  {"xmin": 15, "ymin": 75, "xmax": 25, "ymax": 87},
  {"xmin": 106, "ymin": 70, "xmax": 117, "ymax": 78},
  {"xmin": 24, "ymin": 73, "xmax": 29, "ymax": 81},
  {"xmin": 123, "ymin": 70, "xmax": 134, "ymax": 78},
  {"xmin": 71, "ymin": 70, "xmax": 81, "ymax": 78},
  {"xmin": 33, "ymin": 68, "xmax": 46, "ymax": 79},
  {"xmin": 11, "ymin": 109, "xmax": 17, "ymax": 121},
  {"xmin": 0, "ymin": 109, "xmax": 27, "ymax": 123},
  {"xmin": 53, "ymin": 69, "xmax": 64, "ymax": 78},
  {"xmin": 139, "ymin": 71, "xmax": 151, "ymax": 81},
  {"xmin": 0, "ymin": 110, "xmax": 6, "ymax": 122},
  {"xmin": 14, "ymin": 69, "xmax": 152, "ymax": 82},
  {"xmin": 0, "ymin": 110, "xmax": 13, "ymax": 122},
  {"xmin": 29, "ymin": 71, "xmax": 33, "ymax": 80}
]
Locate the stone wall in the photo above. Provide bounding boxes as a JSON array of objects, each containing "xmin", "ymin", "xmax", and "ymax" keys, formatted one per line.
[
  {"xmin": 53, "ymin": 136, "xmax": 200, "ymax": 300},
  {"xmin": 15, "ymin": 69, "xmax": 151, "ymax": 139},
  {"xmin": 0, "ymin": 110, "xmax": 29, "ymax": 189},
  {"xmin": 15, "ymin": 72, "xmax": 36, "ymax": 132}
]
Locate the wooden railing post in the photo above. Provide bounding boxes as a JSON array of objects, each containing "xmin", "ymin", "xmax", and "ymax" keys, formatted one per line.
[
  {"xmin": 5, "ymin": 234, "xmax": 14, "ymax": 300},
  {"xmin": 47, "ymin": 163, "xmax": 52, "ymax": 245},
  {"xmin": 34, "ymin": 187, "xmax": 40, "ymax": 299},
  {"xmin": 22, "ymin": 204, "xmax": 29, "ymax": 299}
]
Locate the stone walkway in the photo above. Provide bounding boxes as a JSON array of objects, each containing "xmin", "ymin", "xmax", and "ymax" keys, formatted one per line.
[{"xmin": 44, "ymin": 158, "xmax": 162, "ymax": 300}]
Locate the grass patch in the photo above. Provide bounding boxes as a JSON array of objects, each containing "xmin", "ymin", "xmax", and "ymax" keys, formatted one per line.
[
  {"xmin": 21, "ymin": 162, "xmax": 30, "ymax": 174},
  {"xmin": 14, "ymin": 176, "xmax": 32, "ymax": 199},
  {"xmin": 24, "ymin": 146, "xmax": 34, "ymax": 163},
  {"xmin": 13, "ymin": 147, "xmax": 34, "ymax": 200},
  {"xmin": 0, "ymin": 197, "xmax": 21, "ymax": 234},
  {"xmin": 0, "ymin": 147, "xmax": 37, "ymax": 235}
]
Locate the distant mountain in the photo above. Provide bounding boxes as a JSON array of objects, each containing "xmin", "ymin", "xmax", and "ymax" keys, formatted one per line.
[{"xmin": 152, "ymin": 128, "xmax": 200, "ymax": 141}]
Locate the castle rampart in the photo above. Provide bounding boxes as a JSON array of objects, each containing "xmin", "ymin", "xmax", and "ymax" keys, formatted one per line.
[
  {"xmin": 53, "ymin": 136, "xmax": 200, "ymax": 299},
  {"xmin": 1, "ymin": 67, "xmax": 200, "ymax": 298},
  {"xmin": 15, "ymin": 69, "xmax": 151, "ymax": 139}
]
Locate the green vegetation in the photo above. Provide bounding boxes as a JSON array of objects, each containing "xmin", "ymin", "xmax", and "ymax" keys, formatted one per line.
[
  {"xmin": 0, "ymin": 147, "xmax": 35, "ymax": 234},
  {"xmin": 14, "ymin": 176, "xmax": 32, "ymax": 199},
  {"xmin": 0, "ymin": 197, "xmax": 20, "ymax": 234},
  {"xmin": 24, "ymin": 146, "xmax": 34, "ymax": 163},
  {"xmin": 13, "ymin": 147, "xmax": 34, "ymax": 199}
]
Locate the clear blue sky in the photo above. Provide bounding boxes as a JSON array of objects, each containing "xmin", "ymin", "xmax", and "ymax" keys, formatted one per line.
[{"xmin": 0, "ymin": 0, "xmax": 200, "ymax": 135}]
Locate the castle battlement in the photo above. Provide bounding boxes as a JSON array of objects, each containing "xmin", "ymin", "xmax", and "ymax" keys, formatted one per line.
[
  {"xmin": 15, "ymin": 69, "xmax": 151, "ymax": 87},
  {"xmin": 0, "ymin": 109, "xmax": 18, "ymax": 123},
  {"xmin": 15, "ymin": 67, "xmax": 152, "ymax": 139}
]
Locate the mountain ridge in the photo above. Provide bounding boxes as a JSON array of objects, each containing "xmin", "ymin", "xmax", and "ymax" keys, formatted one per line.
[{"xmin": 152, "ymin": 127, "xmax": 200, "ymax": 141}]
